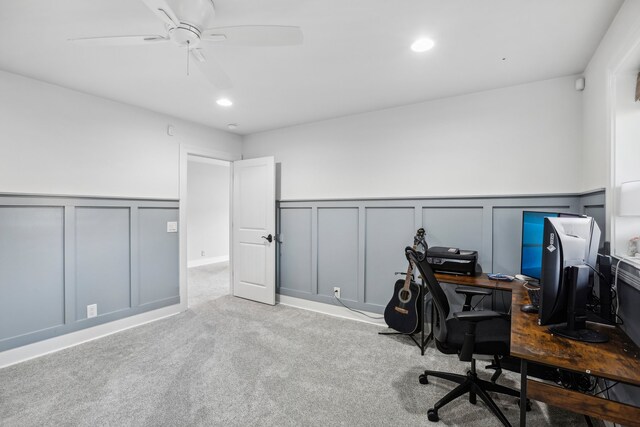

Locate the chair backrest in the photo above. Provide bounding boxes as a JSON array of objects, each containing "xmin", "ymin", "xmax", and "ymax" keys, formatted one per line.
[{"xmin": 406, "ymin": 247, "xmax": 450, "ymax": 343}]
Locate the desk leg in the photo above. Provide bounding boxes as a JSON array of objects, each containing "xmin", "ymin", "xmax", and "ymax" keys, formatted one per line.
[{"xmin": 520, "ymin": 359, "xmax": 527, "ymax": 427}]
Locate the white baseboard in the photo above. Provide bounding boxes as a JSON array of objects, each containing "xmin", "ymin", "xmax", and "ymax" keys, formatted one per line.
[
  {"xmin": 188, "ymin": 255, "xmax": 229, "ymax": 268},
  {"xmin": 277, "ymin": 294, "xmax": 387, "ymax": 327},
  {"xmin": 0, "ymin": 304, "xmax": 182, "ymax": 369}
]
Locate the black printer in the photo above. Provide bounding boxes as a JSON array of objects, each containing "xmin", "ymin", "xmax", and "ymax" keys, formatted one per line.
[{"xmin": 426, "ymin": 246, "xmax": 479, "ymax": 276}]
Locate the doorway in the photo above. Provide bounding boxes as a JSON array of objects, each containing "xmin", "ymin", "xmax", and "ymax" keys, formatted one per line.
[
  {"xmin": 179, "ymin": 146, "xmax": 276, "ymax": 311},
  {"xmin": 185, "ymin": 155, "xmax": 232, "ymax": 308}
]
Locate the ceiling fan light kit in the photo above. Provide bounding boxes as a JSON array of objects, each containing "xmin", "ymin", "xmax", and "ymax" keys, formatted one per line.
[{"xmin": 68, "ymin": 0, "xmax": 303, "ymax": 90}]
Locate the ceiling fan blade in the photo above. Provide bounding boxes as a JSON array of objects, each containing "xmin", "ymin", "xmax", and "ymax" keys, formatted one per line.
[
  {"xmin": 140, "ymin": 0, "xmax": 180, "ymax": 27},
  {"xmin": 69, "ymin": 35, "xmax": 169, "ymax": 46},
  {"xmin": 201, "ymin": 25, "xmax": 303, "ymax": 47},
  {"xmin": 190, "ymin": 49, "xmax": 233, "ymax": 90}
]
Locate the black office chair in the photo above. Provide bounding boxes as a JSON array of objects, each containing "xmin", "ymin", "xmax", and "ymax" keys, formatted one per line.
[{"xmin": 406, "ymin": 247, "xmax": 521, "ymax": 426}]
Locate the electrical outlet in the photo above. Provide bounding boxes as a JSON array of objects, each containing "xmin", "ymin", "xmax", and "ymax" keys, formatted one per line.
[
  {"xmin": 201, "ymin": 250, "xmax": 205, "ymax": 257},
  {"xmin": 87, "ymin": 304, "xmax": 97, "ymax": 319},
  {"xmin": 333, "ymin": 287, "xmax": 341, "ymax": 299}
]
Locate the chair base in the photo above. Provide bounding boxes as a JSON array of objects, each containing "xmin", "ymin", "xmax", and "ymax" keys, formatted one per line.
[{"xmin": 419, "ymin": 360, "xmax": 524, "ymax": 427}]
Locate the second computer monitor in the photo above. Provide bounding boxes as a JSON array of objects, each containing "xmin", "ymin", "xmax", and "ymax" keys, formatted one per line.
[{"xmin": 539, "ymin": 216, "xmax": 601, "ymax": 326}]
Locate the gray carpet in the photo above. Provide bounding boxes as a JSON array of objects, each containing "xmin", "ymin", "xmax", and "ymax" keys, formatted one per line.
[
  {"xmin": 0, "ymin": 296, "xmax": 583, "ymax": 426},
  {"xmin": 188, "ymin": 262, "xmax": 230, "ymax": 307}
]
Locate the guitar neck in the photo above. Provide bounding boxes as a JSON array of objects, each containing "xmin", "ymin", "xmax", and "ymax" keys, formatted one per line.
[
  {"xmin": 401, "ymin": 229, "xmax": 425, "ymax": 291},
  {"xmin": 402, "ymin": 244, "xmax": 417, "ymax": 291}
]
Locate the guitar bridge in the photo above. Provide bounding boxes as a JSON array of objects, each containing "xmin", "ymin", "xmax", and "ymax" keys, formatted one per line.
[{"xmin": 394, "ymin": 306, "xmax": 409, "ymax": 315}]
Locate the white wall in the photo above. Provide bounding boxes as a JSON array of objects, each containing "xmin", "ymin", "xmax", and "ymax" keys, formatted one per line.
[
  {"xmin": 612, "ymin": 57, "xmax": 640, "ymax": 257},
  {"xmin": 0, "ymin": 70, "xmax": 242, "ymax": 199},
  {"xmin": 243, "ymin": 76, "xmax": 583, "ymax": 200},
  {"xmin": 580, "ymin": 0, "xmax": 640, "ymax": 241},
  {"xmin": 187, "ymin": 158, "xmax": 230, "ymax": 266}
]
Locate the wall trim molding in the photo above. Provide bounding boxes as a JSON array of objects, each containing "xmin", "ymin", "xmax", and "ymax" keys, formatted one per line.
[
  {"xmin": 187, "ymin": 255, "xmax": 229, "ymax": 268},
  {"xmin": 0, "ymin": 191, "xmax": 179, "ymax": 202},
  {"xmin": 0, "ymin": 304, "xmax": 181, "ymax": 369},
  {"xmin": 277, "ymin": 294, "xmax": 386, "ymax": 327},
  {"xmin": 278, "ymin": 188, "xmax": 606, "ymax": 203}
]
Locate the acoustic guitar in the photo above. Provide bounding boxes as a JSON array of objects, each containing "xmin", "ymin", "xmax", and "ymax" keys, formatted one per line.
[{"xmin": 383, "ymin": 228, "xmax": 426, "ymax": 334}]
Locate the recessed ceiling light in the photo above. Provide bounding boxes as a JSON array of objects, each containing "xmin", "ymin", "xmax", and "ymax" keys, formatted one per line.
[
  {"xmin": 216, "ymin": 98, "xmax": 233, "ymax": 107},
  {"xmin": 411, "ymin": 38, "xmax": 435, "ymax": 53},
  {"xmin": 227, "ymin": 123, "xmax": 238, "ymax": 130}
]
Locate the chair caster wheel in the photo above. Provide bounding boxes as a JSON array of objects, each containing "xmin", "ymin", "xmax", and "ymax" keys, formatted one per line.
[
  {"xmin": 427, "ymin": 409, "xmax": 439, "ymax": 422},
  {"xmin": 516, "ymin": 398, "xmax": 532, "ymax": 411},
  {"xmin": 419, "ymin": 374, "xmax": 429, "ymax": 385}
]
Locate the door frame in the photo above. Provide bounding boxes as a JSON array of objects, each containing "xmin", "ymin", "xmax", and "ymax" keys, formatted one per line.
[{"xmin": 179, "ymin": 144, "xmax": 241, "ymax": 312}]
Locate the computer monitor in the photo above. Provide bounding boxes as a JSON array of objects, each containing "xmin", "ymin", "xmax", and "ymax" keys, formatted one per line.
[
  {"xmin": 539, "ymin": 216, "xmax": 607, "ymax": 343},
  {"xmin": 520, "ymin": 211, "xmax": 560, "ymax": 280}
]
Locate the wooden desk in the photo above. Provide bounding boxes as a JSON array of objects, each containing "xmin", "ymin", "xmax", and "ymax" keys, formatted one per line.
[
  {"xmin": 435, "ymin": 272, "xmax": 522, "ymax": 292},
  {"xmin": 512, "ymin": 284, "xmax": 640, "ymax": 426},
  {"xmin": 434, "ymin": 272, "xmax": 640, "ymax": 426}
]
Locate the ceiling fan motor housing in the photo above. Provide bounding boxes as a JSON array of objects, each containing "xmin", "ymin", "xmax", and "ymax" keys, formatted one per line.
[
  {"xmin": 170, "ymin": 24, "xmax": 201, "ymax": 47},
  {"xmin": 166, "ymin": 0, "xmax": 216, "ymax": 47}
]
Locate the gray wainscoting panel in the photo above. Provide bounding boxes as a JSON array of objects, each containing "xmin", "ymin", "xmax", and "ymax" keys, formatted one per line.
[
  {"xmin": 0, "ymin": 207, "xmax": 65, "ymax": 341},
  {"xmin": 423, "ymin": 207, "xmax": 485, "ymax": 266},
  {"xmin": 364, "ymin": 207, "xmax": 415, "ymax": 306},
  {"xmin": 75, "ymin": 207, "xmax": 131, "ymax": 320},
  {"xmin": 278, "ymin": 190, "xmax": 605, "ymax": 314},
  {"xmin": 138, "ymin": 208, "xmax": 179, "ymax": 305},
  {"xmin": 0, "ymin": 195, "xmax": 179, "ymax": 352},
  {"xmin": 318, "ymin": 208, "xmax": 359, "ymax": 300},
  {"xmin": 279, "ymin": 208, "xmax": 313, "ymax": 294}
]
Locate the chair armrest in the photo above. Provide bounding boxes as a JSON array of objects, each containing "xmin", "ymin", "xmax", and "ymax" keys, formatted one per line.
[
  {"xmin": 453, "ymin": 310, "xmax": 501, "ymax": 322},
  {"xmin": 454, "ymin": 310, "xmax": 504, "ymax": 361},
  {"xmin": 455, "ymin": 287, "xmax": 492, "ymax": 311}
]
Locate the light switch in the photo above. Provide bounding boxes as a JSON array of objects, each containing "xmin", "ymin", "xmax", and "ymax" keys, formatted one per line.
[{"xmin": 167, "ymin": 221, "xmax": 178, "ymax": 233}]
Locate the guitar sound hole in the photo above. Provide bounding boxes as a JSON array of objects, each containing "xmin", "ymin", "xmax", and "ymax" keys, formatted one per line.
[{"xmin": 398, "ymin": 289, "xmax": 412, "ymax": 304}]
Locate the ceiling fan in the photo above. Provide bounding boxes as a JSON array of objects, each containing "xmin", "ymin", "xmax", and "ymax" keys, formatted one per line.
[{"xmin": 69, "ymin": 0, "xmax": 303, "ymax": 90}]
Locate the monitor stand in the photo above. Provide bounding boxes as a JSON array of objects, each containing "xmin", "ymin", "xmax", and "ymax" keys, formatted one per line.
[
  {"xmin": 548, "ymin": 265, "xmax": 609, "ymax": 343},
  {"xmin": 586, "ymin": 311, "xmax": 616, "ymax": 326}
]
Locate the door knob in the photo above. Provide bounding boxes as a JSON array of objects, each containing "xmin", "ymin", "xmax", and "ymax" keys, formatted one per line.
[{"xmin": 261, "ymin": 234, "xmax": 273, "ymax": 243}]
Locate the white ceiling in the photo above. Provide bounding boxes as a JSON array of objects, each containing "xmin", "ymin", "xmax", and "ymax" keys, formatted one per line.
[{"xmin": 0, "ymin": 0, "xmax": 623, "ymax": 135}]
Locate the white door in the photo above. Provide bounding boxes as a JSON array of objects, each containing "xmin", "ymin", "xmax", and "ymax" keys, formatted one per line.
[{"xmin": 232, "ymin": 156, "xmax": 276, "ymax": 305}]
